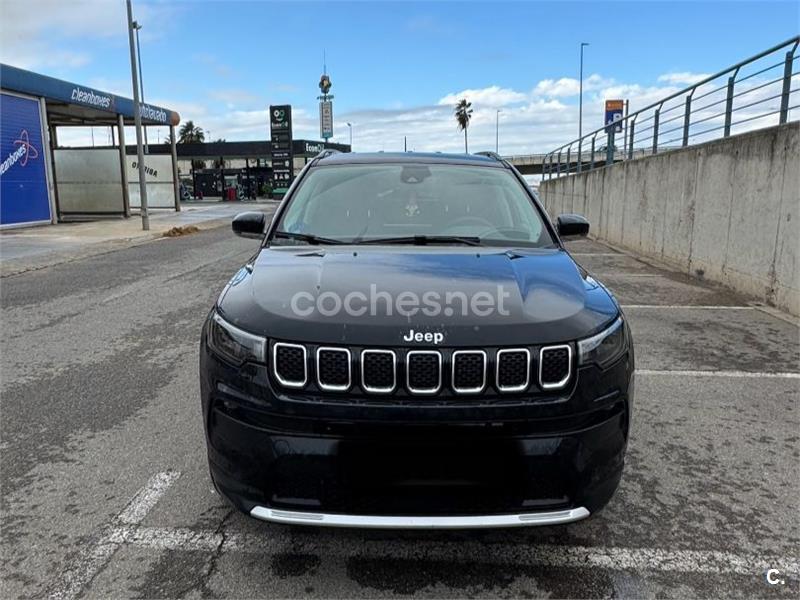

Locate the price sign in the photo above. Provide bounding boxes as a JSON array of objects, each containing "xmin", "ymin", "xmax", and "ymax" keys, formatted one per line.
[{"xmin": 269, "ymin": 105, "xmax": 293, "ymax": 193}]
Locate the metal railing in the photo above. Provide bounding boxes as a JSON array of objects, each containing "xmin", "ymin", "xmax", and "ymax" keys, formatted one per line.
[{"xmin": 543, "ymin": 36, "xmax": 800, "ymax": 179}]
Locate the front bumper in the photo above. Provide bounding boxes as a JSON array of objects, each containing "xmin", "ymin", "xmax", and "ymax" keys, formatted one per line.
[
  {"xmin": 200, "ymin": 335, "xmax": 633, "ymax": 528},
  {"xmin": 249, "ymin": 506, "xmax": 591, "ymax": 529}
]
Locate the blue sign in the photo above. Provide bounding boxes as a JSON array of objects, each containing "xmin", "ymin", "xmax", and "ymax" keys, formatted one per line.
[
  {"xmin": 1, "ymin": 93, "xmax": 51, "ymax": 226},
  {"xmin": 0, "ymin": 64, "xmax": 179, "ymax": 126},
  {"xmin": 604, "ymin": 99, "xmax": 624, "ymax": 134}
]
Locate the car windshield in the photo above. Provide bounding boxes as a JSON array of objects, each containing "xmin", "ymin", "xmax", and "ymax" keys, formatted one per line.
[{"xmin": 272, "ymin": 163, "xmax": 555, "ymax": 247}]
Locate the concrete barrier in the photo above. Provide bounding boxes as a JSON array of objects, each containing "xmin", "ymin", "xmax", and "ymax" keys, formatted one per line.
[{"xmin": 539, "ymin": 123, "xmax": 799, "ymax": 316}]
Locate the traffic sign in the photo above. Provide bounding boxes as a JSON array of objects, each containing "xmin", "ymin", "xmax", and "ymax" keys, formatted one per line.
[{"xmin": 605, "ymin": 99, "xmax": 624, "ymax": 133}]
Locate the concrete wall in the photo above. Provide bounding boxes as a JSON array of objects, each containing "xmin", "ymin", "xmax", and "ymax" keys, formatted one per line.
[{"xmin": 539, "ymin": 123, "xmax": 800, "ymax": 316}]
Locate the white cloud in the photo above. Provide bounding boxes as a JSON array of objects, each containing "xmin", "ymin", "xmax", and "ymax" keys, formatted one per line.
[
  {"xmin": 438, "ymin": 86, "xmax": 528, "ymax": 108},
  {"xmin": 658, "ymin": 72, "xmax": 710, "ymax": 85},
  {"xmin": 532, "ymin": 74, "xmax": 613, "ymax": 98},
  {"xmin": 0, "ymin": 0, "xmax": 175, "ymax": 70}
]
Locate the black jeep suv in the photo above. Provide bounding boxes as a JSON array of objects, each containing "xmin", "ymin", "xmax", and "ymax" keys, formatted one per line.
[{"xmin": 200, "ymin": 151, "xmax": 634, "ymax": 528}]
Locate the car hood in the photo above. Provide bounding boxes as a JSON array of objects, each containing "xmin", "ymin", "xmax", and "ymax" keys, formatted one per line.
[{"xmin": 217, "ymin": 246, "xmax": 619, "ymax": 346}]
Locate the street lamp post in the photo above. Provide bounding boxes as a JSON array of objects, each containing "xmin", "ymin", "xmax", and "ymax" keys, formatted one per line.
[
  {"xmin": 578, "ymin": 42, "xmax": 589, "ymax": 173},
  {"xmin": 133, "ymin": 21, "xmax": 148, "ymax": 152},
  {"xmin": 126, "ymin": 0, "xmax": 149, "ymax": 230},
  {"xmin": 495, "ymin": 109, "xmax": 502, "ymax": 154},
  {"xmin": 346, "ymin": 122, "xmax": 352, "ymax": 150}
]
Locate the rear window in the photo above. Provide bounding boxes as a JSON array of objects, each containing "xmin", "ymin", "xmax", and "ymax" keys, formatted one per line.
[{"xmin": 274, "ymin": 163, "xmax": 554, "ymax": 247}]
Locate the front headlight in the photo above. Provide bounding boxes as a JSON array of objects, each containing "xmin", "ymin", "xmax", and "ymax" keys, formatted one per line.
[
  {"xmin": 207, "ymin": 312, "xmax": 266, "ymax": 365},
  {"xmin": 578, "ymin": 316, "xmax": 626, "ymax": 367}
]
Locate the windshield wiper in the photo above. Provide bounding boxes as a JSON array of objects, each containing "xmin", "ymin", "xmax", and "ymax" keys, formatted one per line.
[
  {"xmin": 272, "ymin": 230, "xmax": 346, "ymax": 245},
  {"xmin": 353, "ymin": 235, "xmax": 483, "ymax": 246}
]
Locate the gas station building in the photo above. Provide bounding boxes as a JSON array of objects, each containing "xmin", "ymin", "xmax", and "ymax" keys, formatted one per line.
[
  {"xmin": 1, "ymin": 64, "xmax": 349, "ymax": 229},
  {"xmin": 0, "ymin": 63, "xmax": 181, "ymax": 228}
]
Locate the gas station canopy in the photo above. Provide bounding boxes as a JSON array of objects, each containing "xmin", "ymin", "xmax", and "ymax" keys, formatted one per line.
[{"xmin": 0, "ymin": 63, "xmax": 180, "ymax": 127}]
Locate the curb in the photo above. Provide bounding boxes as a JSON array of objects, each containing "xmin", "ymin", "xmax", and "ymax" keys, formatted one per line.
[{"xmin": 0, "ymin": 216, "xmax": 234, "ymax": 279}]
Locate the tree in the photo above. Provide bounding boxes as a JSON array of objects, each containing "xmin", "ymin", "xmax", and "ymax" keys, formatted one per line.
[
  {"xmin": 454, "ymin": 99, "xmax": 473, "ymax": 153},
  {"xmin": 176, "ymin": 121, "xmax": 207, "ymax": 170},
  {"xmin": 178, "ymin": 120, "xmax": 205, "ymax": 144}
]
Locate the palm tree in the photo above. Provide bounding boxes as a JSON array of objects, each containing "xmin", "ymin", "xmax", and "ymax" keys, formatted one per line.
[
  {"xmin": 454, "ymin": 99, "xmax": 473, "ymax": 153},
  {"xmin": 178, "ymin": 120, "xmax": 205, "ymax": 144}
]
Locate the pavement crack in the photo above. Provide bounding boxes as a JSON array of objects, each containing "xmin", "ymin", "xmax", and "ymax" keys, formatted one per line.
[{"xmin": 193, "ymin": 507, "xmax": 235, "ymax": 598}]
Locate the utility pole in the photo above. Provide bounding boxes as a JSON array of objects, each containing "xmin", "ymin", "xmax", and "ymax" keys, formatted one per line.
[
  {"xmin": 579, "ymin": 42, "xmax": 589, "ymax": 142},
  {"xmin": 578, "ymin": 42, "xmax": 589, "ymax": 173},
  {"xmin": 133, "ymin": 21, "xmax": 147, "ymax": 152},
  {"xmin": 346, "ymin": 122, "xmax": 352, "ymax": 149},
  {"xmin": 404, "ymin": 136, "xmax": 407, "ymax": 152},
  {"xmin": 126, "ymin": 0, "xmax": 149, "ymax": 230},
  {"xmin": 495, "ymin": 109, "xmax": 502, "ymax": 154}
]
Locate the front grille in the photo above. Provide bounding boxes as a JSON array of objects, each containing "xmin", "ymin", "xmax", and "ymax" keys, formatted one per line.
[
  {"xmin": 269, "ymin": 341, "xmax": 570, "ymax": 397},
  {"xmin": 273, "ymin": 343, "xmax": 307, "ymax": 387},
  {"xmin": 316, "ymin": 347, "xmax": 351, "ymax": 391},
  {"xmin": 361, "ymin": 350, "xmax": 396, "ymax": 393},
  {"xmin": 452, "ymin": 350, "xmax": 486, "ymax": 393},
  {"xmin": 496, "ymin": 349, "xmax": 530, "ymax": 392},
  {"xmin": 539, "ymin": 345, "xmax": 572, "ymax": 389},
  {"xmin": 406, "ymin": 351, "xmax": 442, "ymax": 394}
]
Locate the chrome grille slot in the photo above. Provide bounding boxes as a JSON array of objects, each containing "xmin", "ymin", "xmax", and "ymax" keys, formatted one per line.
[
  {"xmin": 273, "ymin": 342, "xmax": 307, "ymax": 388},
  {"xmin": 361, "ymin": 349, "xmax": 397, "ymax": 393},
  {"xmin": 451, "ymin": 350, "xmax": 486, "ymax": 394},
  {"xmin": 539, "ymin": 345, "xmax": 572, "ymax": 390},
  {"xmin": 316, "ymin": 347, "xmax": 351, "ymax": 391},
  {"xmin": 496, "ymin": 348, "xmax": 530, "ymax": 392},
  {"xmin": 406, "ymin": 350, "xmax": 442, "ymax": 395}
]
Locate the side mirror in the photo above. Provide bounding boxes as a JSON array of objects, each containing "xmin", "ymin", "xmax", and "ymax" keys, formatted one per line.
[
  {"xmin": 232, "ymin": 212, "xmax": 266, "ymax": 239},
  {"xmin": 556, "ymin": 213, "xmax": 590, "ymax": 237}
]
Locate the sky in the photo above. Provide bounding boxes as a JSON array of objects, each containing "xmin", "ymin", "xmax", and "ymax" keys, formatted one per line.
[{"xmin": 1, "ymin": 0, "xmax": 797, "ymax": 155}]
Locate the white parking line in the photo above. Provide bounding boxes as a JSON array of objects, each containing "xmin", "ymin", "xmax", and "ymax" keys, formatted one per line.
[
  {"xmin": 118, "ymin": 471, "xmax": 182, "ymax": 525},
  {"xmin": 596, "ymin": 273, "xmax": 662, "ymax": 277},
  {"xmin": 637, "ymin": 369, "xmax": 799, "ymax": 379},
  {"xmin": 622, "ymin": 305, "xmax": 755, "ymax": 310},
  {"xmin": 40, "ymin": 472, "xmax": 800, "ymax": 591},
  {"xmin": 48, "ymin": 471, "xmax": 180, "ymax": 600},
  {"xmin": 114, "ymin": 525, "xmax": 799, "ymax": 577}
]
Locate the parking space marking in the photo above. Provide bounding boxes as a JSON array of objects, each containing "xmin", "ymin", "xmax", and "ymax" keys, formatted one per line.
[
  {"xmin": 622, "ymin": 305, "xmax": 755, "ymax": 310},
  {"xmin": 110, "ymin": 525, "xmax": 798, "ymax": 578},
  {"xmin": 48, "ymin": 471, "xmax": 180, "ymax": 600},
  {"xmin": 569, "ymin": 252, "xmax": 623, "ymax": 256},
  {"xmin": 595, "ymin": 273, "xmax": 664, "ymax": 277},
  {"xmin": 117, "ymin": 471, "xmax": 183, "ymax": 525},
  {"xmin": 637, "ymin": 369, "xmax": 799, "ymax": 379}
]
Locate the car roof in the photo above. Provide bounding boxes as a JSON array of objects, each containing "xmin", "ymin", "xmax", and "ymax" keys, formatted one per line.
[{"xmin": 314, "ymin": 151, "xmax": 507, "ymax": 168}]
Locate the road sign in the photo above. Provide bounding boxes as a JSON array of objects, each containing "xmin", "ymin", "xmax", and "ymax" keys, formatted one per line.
[
  {"xmin": 319, "ymin": 101, "xmax": 333, "ymax": 140},
  {"xmin": 269, "ymin": 105, "xmax": 293, "ymax": 193},
  {"xmin": 605, "ymin": 99, "xmax": 624, "ymax": 133}
]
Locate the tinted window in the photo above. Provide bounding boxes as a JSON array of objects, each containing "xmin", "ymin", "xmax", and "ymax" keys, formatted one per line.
[{"xmin": 274, "ymin": 164, "xmax": 554, "ymax": 247}]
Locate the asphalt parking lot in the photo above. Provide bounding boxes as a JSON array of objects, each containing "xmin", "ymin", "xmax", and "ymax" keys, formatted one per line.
[{"xmin": 1, "ymin": 216, "xmax": 798, "ymax": 599}]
